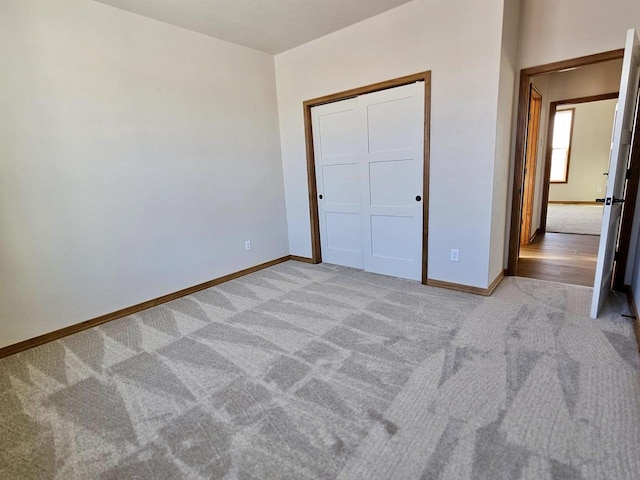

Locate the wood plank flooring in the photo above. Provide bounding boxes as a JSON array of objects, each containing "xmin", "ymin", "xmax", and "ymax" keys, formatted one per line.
[{"xmin": 517, "ymin": 232, "xmax": 599, "ymax": 287}]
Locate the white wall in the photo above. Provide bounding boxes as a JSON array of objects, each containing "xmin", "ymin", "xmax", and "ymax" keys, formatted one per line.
[
  {"xmin": 275, "ymin": 0, "xmax": 505, "ymax": 288},
  {"xmin": 0, "ymin": 0, "xmax": 288, "ymax": 349},
  {"xmin": 549, "ymin": 100, "xmax": 617, "ymax": 202},
  {"xmin": 518, "ymin": 0, "xmax": 640, "ymax": 69},
  {"xmin": 547, "ymin": 59, "xmax": 623, "ymax": 103},
  {"xmin": 489, "ymin": 0, "xmax": 521, "ymax": 282}
]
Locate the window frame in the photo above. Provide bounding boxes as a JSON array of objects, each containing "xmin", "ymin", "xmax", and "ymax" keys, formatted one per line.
[{"xmin": 549, "ymin": 107, "xmax": 575, "ymax": 184}]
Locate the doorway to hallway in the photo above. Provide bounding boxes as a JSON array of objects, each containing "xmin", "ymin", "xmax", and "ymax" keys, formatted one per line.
[{"xmin": 507, "ymin": 47, "xmax": 640, "ymax": 296}]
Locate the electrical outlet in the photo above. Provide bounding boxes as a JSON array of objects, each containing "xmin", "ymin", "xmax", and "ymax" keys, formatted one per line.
[
  {"xmin": 245, "ymin": 240, "xmax": 251, "ymax": 251},
  {"xmin": 450, "ymin": 249, "xmax": 459, "ymax": 262}
]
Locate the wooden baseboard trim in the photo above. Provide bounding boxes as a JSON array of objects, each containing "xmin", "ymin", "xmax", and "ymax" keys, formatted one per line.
[
  {"xmin": 0, "ymin": 256, "xmax": 292, "ymax": 359},
  {"xmin": 548, "ymin": 201, "xmax": 600, "ymax": 205},
  {"xmin": 530, "ymin": 228, "xmax": 541, "ymax": 243},
  {"xmin": 289, "ymin": 255, "xmax": 316, "ymax": 264},
  {"xmin": 624, "ymin": 285, "xmax": 640, "ymax": 353},
  {"xmin": 427, "ymin": 270, "xmax": 505, "ymax": 296},
  {"xmin": 487, "ymin": 270, "xmax": 506, "ymax": 295}
]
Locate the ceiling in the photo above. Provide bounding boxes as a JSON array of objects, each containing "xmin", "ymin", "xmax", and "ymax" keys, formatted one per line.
[{"xmin": 94, "ymin": 0, "xmax": 415, "ymax": 54}]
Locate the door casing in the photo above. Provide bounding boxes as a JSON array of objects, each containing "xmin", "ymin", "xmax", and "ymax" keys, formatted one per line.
[
  {"xmin": 507, "ymin": 49, "xmax": 625, "ymax": 277},
  {"xmin": 303, "ymin": 72, "xmax": 431, "ymax": 284}
]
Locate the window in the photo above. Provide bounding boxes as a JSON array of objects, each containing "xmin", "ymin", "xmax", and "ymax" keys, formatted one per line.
[{"xmin": 550, "ymin": 108, "xmax": 574, "ymax": 183}]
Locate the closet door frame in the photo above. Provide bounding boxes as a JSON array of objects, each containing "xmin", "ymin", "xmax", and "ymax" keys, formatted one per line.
[{"xmin": 303, "ymin": 71, "xmax": 431, "ymax": 284}]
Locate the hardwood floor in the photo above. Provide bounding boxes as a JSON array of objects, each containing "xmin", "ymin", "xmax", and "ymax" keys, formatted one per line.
[{"xmin": 517, "ymin": 232, "xmax": 599, "ymax": 287}]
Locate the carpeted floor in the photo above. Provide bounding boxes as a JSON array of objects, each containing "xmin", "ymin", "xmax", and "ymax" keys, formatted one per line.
[
  {"xmin": 1, "ymin": 261, "xmax": 639, "ymax": 479},
  {"xmin": 546, "ymin": 203, "xmax": 604, "ymax": 236}
]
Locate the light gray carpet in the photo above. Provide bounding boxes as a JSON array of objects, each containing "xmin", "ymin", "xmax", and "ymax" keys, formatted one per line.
[
  {"xmin": 1, "ymin": 261, "xmax": 640, "ymax": 479},
  {"xmin": 546, "ymin": 203, "xmax": 604, "ymax": 235}
]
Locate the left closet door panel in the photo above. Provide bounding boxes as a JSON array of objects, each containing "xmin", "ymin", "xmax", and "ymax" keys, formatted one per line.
[{"xmin": 312, "ymin": 99, "xmax": 364, "ymax": 269}]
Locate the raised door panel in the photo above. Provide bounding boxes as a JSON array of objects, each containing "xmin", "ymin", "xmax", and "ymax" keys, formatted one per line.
[
  {"xmin": 358, "ymin": 82, "xmax": 425, "ymax": 280},
  {"xmin": 312, "ymin": 100, "xmax": 363, "ymax": 269}
]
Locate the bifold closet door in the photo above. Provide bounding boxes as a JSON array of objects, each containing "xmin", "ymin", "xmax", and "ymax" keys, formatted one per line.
[
  {"xmin": 312, "ymin": 98, "xmax": 364, "ymax": 269},
  {"xmin": 312, "ymin": 82, "xmax": 424, "ymax": 280},
  {"xmin": 358, "ymin": 82, "xmax": 424, "ymax": 281}
]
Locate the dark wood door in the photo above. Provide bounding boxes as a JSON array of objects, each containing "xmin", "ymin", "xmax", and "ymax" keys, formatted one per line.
[{"xmin": 520, "ymin": 85, "xmax": 543, "ymax": 245}]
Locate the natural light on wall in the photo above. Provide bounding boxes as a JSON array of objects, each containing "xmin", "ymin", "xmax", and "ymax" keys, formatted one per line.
[{"xmin": 550, "ymin": 108, "xmax": 574, "ymax": 183}]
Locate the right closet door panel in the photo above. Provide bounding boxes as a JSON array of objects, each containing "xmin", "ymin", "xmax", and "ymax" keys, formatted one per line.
[{"xmin": 358, "ymin": 82, "xmax": 425, "ymax": 281}]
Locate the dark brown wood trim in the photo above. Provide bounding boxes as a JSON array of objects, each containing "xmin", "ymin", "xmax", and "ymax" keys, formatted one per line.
[
  {"xmin": 520, "ymin": 84, "xmax": 543, "ymax": 246},
  {"xmin": 421, "ymin": 73, "xmax": 432, "ymax": 285},
  {"xmin": 521, "ymin": 49, "xmax": 624, "ymax": 77},
  {"xmin": 302, "ymin": 72, "xmax": 432, "ymax": 108},
  {"xmin": 530, "ymin": 228, "xmax": 541, "ymax": 243},
  {"xmin": 613, "ymin": 88, "xmax": 640, "ymax": 290},
  {"xmin": 289, "ymin": 255, "xmax": 315, "ymax": 264},
  {"xmin": 487, "ymin": 269, "xmax": 507, "ymax": 295},
  {"xmin": 427, "ymin": 269, "xmax": 505, "ymax": 297},
  {"xmin": 548, "ymin": 201, "xmax": 601, "ymax": 205},
  {"xmin": 303, "ymin": 104, "xmax": 322, "ymax": 264},
  {"xmin": 508, "ymin": 70, "xmax": 533, "ymax": 274},
  {"xmin": 0, "ymin": 256, "xmax": 292, "ymax": 359},
  {"xmin": 551, "ymin": 92, "xmax": 621, "ymax": 106},
  {"xmin": 624, "ymin": 286, "xmax": 640, "ymax": 353},
  {"xmin": 508, "ymin": 50, "xmax": 624, "ymax": 275},
  {"xmin": 540, "ymin": 104, "xmax": 555, "ymax": 234},
  {"xmin": 530, "ymin": 84, "xmax": 543, "ymax": 99},
  {"xmin": 303, "ymin": 72, "xmax": 432, "ymax": 284}
]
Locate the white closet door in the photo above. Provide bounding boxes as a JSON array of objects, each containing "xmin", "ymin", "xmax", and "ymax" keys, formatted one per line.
[
  {"xmin": 358, "ymin": 83, "xmax": 425, "ymax": 281},
  {"xmin": 312, "ymin": 99, "xmax": 364, "ymax": 269}
]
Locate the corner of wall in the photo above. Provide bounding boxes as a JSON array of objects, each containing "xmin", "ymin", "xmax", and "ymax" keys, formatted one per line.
[{"xmin": 489, "ymin": 0, "xmax": 521, "ymax": 284}]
